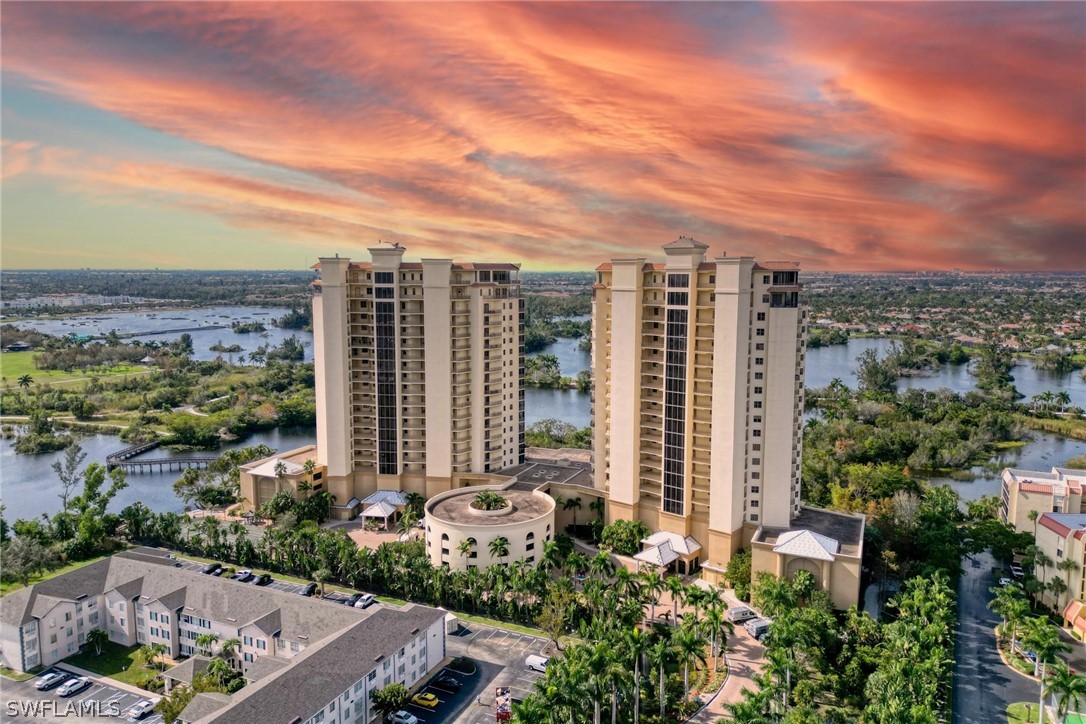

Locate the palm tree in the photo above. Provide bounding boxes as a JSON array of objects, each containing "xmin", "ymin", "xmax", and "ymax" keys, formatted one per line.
[
  {"xmin": 1056, "ymin": 391, "xmax": 1072, "ymax": 413},
  {"xmin": 989, "ymin": 584, "xmax": 1030, "ymax": 652},
  {"xmin": 644, "ymin": 573, "xmax": 667, "ymax": 623},
  {"xmin": 624, "ymin": 626, "xmax": 652, "ymax": 724},
  {"xmin": 489, "ymin": 536, "xmax": 510, "ymax": 566},
  {"xmin": 666, "ymin": 576, "xmax": 686, "ymax": 625},
  {"xmin": 564, "ymin": 497, "xmax": 583, "ymax": 528},
  {"xmin": 457, "ymin": 538, "xmax": 473, "ymax": 562},
  {"xmin": 701, "ymin": 603, "xmax": 734, "ymax": 671},
  {"xmin": 589, "ymin": 551, "xmax": 615, "ymax": 580},
  {"xmin": 1028, "ymin": 510, "xmax": 1041, "ymax": 538},
  {"xmin": 17, "ymin": 374, "xmax": 33, "ymax": 400},
  {"xmin": 1045, "ymin": 661, "xmax": 1086, "ymax": 721},
  {"xmin": 206, "ymin": 657, "xmax": 233, "ymax": 688},
  {"xmin": 1023, "ymin": 617, "xmax": 1073, "ymax": 716},
  {"xmin": 1058, "ymin": 558, "xmax": 1079, "ymax": 609},
  {"xmin": 313, "ymin": 567, "xmax": 331, "ymax": 597},
  {"xmin": 195, "ymin": 632, "xmax": 220, "ymax": 657},
  {"xmin": 589, "ymin": 497, "xmax": 605, "ymax": 521},
  {"xmin": 219, "ymin": 637, "xmax": 241, "ymax": 661},
  {"xmin": 85, "ymin": 628, "xmax": 108, "ymax": 656},
  {"xmin": 649, "ymin": 629, "xmax": 677, "ymax": 719},
  {"xmin": 674, "ymin": 625, "xmax": 707, "ymax": 699}
]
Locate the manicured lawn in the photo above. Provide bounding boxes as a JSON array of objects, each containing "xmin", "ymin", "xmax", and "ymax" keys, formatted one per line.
[
  {"xmin": 1007, "ymin": 702, "xmax": 1052, "ymax": 723},
  {"xmin": 0, "ymin": 352, "xmax": 147, "ymax": 389},
  {"xmin": 0, "ymin": 666, "xmax": 35, "ymax": 681},
  {"xmin": 64, "ymin": 641, "xmax": 153, "ymax": 688},
  {"xmin": 1, "ymin": 553, "xmax": 116, "ymax": 597}
]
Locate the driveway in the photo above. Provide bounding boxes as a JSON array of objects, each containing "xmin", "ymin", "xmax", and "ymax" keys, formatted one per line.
[
  {"xmin": 5, "ymin": 667, "xmax": 161, "ymax": 722},
  {"xmin": 954, "ymin": 551, "xmax": 1035, "ymax": 723}
]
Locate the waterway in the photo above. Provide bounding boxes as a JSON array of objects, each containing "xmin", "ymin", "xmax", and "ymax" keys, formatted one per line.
[
  {"xmin": 15, "ymin": 305, "xmax": 314, "ymax": 363},
  {"xmin": 805, "ymin": 337, "xmax": 1085, "ymax": 408},
  {"xmin": 0, "ymin": 426, "xmax": 317, "ymax": 522}
]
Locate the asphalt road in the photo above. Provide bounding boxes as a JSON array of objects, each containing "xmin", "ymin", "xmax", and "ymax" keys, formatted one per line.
[{"xmin": 953, "ymin": 551, "xmax": 1035, "ymax": 723}]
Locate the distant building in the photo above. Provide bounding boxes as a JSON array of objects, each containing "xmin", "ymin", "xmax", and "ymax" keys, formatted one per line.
[
  {"xmin": 1033, "ymin": 513, "xmax": 1086, "ymax": 615},
  {"xmin": 1000, "ymin": 466, "xmax": 1086, "ymax": 534}
]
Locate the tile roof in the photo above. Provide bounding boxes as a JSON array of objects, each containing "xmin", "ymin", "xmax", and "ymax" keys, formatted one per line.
[
  {"xmin": 179, "ymin": 692, "xmax": 232, "ymax": 722},
  {"xmin": 361, "ymin": 501, "xmax": 398, "ymax": 518},
  {"xmin": 361, "ymin": 490, "xmax": 408, "ymax": 506},
  {"xmin": 641, "ymin": 531, "xmax": 702, "ymax": 556},
  {"xmin": 164, "ymin": 656, "xmax": 211, "ymax": 685},
  {"xmin": 1039, "ymin": 513, "xmax": 1086, "ymax": 539},
  {"xmin": 634, "ymin": 540, "xmax": 680, "ymax": 567}
]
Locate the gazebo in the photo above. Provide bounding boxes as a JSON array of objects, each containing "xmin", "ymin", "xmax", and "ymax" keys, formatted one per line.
[{"xmin": 360, "ymin": 500, "xmax": 398, "ymax": 530}]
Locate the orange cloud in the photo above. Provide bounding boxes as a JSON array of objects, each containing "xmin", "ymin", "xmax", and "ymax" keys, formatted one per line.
[{"xmin": 1, "ymin": 2, "xmax": 1082, "ymax": 270}]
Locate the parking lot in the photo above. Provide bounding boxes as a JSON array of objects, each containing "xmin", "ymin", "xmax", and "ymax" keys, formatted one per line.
[
  {"xmin": 172, "ymin": 557, "xmax": 381, "ymax": 603},
  {"xmin": 5, "ymin": 668, "xmax": 161, "ymax": 722},
  {"xmin": 445, "ymin": 622, "xmax": 548, "ymax": 724}
]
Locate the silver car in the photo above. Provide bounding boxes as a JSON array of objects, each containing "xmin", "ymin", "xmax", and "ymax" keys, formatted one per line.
[{"xmin": 57, "ymin": 676, "xmax": 92, "ymax": 697}]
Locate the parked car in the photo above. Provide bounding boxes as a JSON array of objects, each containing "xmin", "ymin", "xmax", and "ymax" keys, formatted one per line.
[
  {"xmin": 126, "ymin": 699, "xmax": 156, "ymax": 721},
  {"xmin": 727, "ymin": 606, "xmax": 757, "ymax": 623},
  {"xmin": 345, "ymin": 593, "xmax": 363, "ymax": 607},
  {"xmin": 998, "ymin": 577, "xmax": 1014, "ymax": 587},
  {"xmin": 210, "ymin": 568, "xmax": 225, "ymax": 577},
  {"xmin": 299, "ymin": 582, "xmax": 318, "ymax": 597},
  {"xmin": 353, "ymin": 593, "xmax": 375, "ymax": 609},
  {"xmin": 57, "ymin": 677, "xmax": 92, "ymax": 697},
  {"xmin": 389, "ymin": 712, "xmax": 419, "ymax": 724},
  {"xmin": 1010, "ymin": 563, "xmax": 1024, "ymax": 578},
  {"xmin": 411, "ymin": 692, "xmax": 439, "ymax": 709},
  {"xmin": 252, "ymin": 574, "xmax": 273, "ymax": 586},
  {"xmin": 744, "ymin": 619, "xmax": 771, "ymax": 639},
  {"xmin": 432, "ymin": 673, "xmax": 461, "ymax": 691},
  {"xmin": 233, "ymin": 569, "xmax": 254, "ymax": 582},
  {"xmin": 525, "ymin": 655, "xmax": 549, "ymax": 673},
  {"xmin": 35, "ymin": 671, "xmax": 69, "ymax": 690},
  {"xmin": 201, "ymin": 562, "xmax": 221, "ymax": 575}
]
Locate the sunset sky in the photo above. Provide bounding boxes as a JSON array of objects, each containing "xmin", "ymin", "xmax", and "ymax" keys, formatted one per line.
[{"xmin": 2, "ymin": 2, "xmax": 1083, "ymax": 271}]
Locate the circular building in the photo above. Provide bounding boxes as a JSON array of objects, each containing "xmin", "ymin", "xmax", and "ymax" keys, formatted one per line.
[{"xmin": 424, "ymin": 485, "xmax": 556, "ymax": 571}]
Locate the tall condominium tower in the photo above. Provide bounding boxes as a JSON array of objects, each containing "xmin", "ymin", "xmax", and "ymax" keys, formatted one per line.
[
  {"xmin": 593, "ymin": 236, "xmax": 811, "ymax": 576},
  {"xmin": 312, "ymin": 242, "xmax": 525, "ymax": 504}
]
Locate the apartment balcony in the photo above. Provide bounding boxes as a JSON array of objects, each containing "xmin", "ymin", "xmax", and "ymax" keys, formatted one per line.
[
  {"xmin": 401, "ymin": 362, "xmax": 425, "ymax": 374},
  {"xmin": 641, "ymin": 441, "xmax": 662, "ymax": 458},
  {"xmin": 693, "ymin": 381, "xmax": 712, "ymax": 396}
]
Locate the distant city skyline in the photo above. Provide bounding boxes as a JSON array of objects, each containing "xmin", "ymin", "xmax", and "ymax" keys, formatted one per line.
[{"xmin": 2, "ymin": 2, "xmax": 1083, "ymax": 271}]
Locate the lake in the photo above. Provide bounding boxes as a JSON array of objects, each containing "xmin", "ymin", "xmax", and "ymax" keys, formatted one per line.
[
  {"xmin": 17, "ymin": 305, "xmax": 314, "ymax": 363},
  {"xmin": 805, "ymin": 337, "xmax": 1085, "ymax": 408},
  {"xmin": 525, "ymin": 329, "xmax": 592, "ymax": 429},
  {"xmin": 0, "ymin": 426, "xmax": 317, "ymax": 522}
]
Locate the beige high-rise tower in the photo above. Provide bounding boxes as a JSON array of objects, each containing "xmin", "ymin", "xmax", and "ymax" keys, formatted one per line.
[
  {"xmin": 592, "ymin": 237, "xmax": 809, "ymax": 577},
  {"xmin": 311, "ymin": 242, "xmax": 525, "ymax": 505}
]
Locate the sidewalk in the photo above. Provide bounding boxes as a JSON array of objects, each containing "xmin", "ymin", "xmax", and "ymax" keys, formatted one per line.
[{"xmin": 687, "ymin": 586, "xmax": 766, "ymax": 723}]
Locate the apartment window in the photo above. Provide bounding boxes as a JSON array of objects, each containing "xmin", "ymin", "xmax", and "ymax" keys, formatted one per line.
[
  {"xmin": 162, "ymin": 630, "xmax": 170, "ymax": 641},
  {"xmin": 49, "ymin": 633, "xmax": 57, "ymax": 645},
  {"xmin": 368, "ymin": 670, "xmax": 377, "ymax": 682},
  {"xmin": 752, "ymin": 430, "xmax": 761, "ymax": 437},
  {"xmin": 753, "ymin": 401, "xmax": 762, "ymax": 409},
  {"xmin": 257, "ymin": 640, "xmax": 266, "ymax": 650},
  {"xmin": 752, "ymin": 444, "xmax": 761, "ymax": 451},
  {"xmin": 709, "ymin": 275, "xmax": 715, "ymax": 284},
  {"xmin": 65, "ymin": 612, "xmax": 72, "ymax": 622},
  {"xmin": 750, "ymin": 514, "xmax": 759, "ymax": 522},
  {"xmin": 291, "ymin": 642, "xmax": 300, "ymax": 652},
  {"xmin": 243, "ymin": 636, "xmax": 253, "ymax": 647},
  {"xmin": 151, "ymin": 627, "xmax": 159, "ymax": 637},
  {"xmin": 375, "ymin": 299, "xmax": 399, "ymax": 475},
  {"xmin": 752, "ymin": 416, "xmax": 762, "ymax": 424},
  {"xmin": 751, "ymin": 501, "xmax": 759, "ymax": 508},
  {"xmin": 119, "ymin": 603, "xmax": 125, "ymax": 612},
  {"xmin": 762, "ymin": 275, "xmax": 770, "ymax": 284},
  {"xmin": 752, "ymin": 472, "xmax": 761, "ymax": 479},
  {"xmin": 756, "ymin": 343, "xmax": 764, "ymax": 351},
  {"xmin": 244, "ymin": 653, "xmax": 254, "ymax": 663},
  {"xmin": 149, "ymin": 612, "xmax": 158, "ymax": 622},
  {"xmin": 751, "ymin": 486, "xmax": 760, "ymax": 494},
  {"xmin": 755, "ymin": 328, "xmax": 765, "ymax": 336},
  {"xmin": 375, "ymin": 272, "xmax": 394, "ymax": 284},
  {"xmin": 755, "ymin": 357, "xmax": 763, "ymax": 365},
  {"xmin": 66, "ymin": 627, "xmax": 72, "ymax": 637},
  {"xmin": 752, "ymin": 457, "xmax": 760, "ymax": 465},
  {"xmin": 161, "ymin": 614, "xmax": 169, "ymax": 624},
  {"xmin": 754, "ymin": 372, "xmax": 763, "ymax": 380},
  {"xmin": 753, "ymin": 387, "xmax": 763, "ymax": 395},
  {"xmin": 663, "ymin": 303, "xmax": 689, "ymax": 516},
  {"xmin": 667, "ymin": 273, "xmax": 689, "ymax": 288},
  {"xmin": 763, "ymin": 295, "xmax": 770, "ymax": 303},
  {"xmin": 756, "ymin": 312, "xmax": 765, "ymax": 321}
]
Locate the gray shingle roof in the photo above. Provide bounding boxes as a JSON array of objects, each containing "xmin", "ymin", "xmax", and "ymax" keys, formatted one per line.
[
  {"xmin": 179, "ymin": 692, "xmax": 232, "ymax": 722},
  {"xmin": 2, "ymin": 549, "xmax": 366, "ymax": 646},
  {"xmin": 200, "ymin": 605, "xmax": 444, "ymax": 724},
  {"xmin": 164, "ymin": 656, "xmax": 212, "ymax": 685}
]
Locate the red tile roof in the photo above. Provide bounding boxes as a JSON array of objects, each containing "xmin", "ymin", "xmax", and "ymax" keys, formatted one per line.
[
  {"xmin": 1019, "ymin": 482, "xmax": 1055, "ymax": 494},
  {"xmin": 1040, "ymin": 514, "xmax": 1073, "ymax": 538}
]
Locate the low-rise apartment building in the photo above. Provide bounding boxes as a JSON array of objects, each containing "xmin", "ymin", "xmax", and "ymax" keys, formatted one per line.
[
  {"xmin": 0, "ymin": 548, "xmax": 445, "ymax": 711},
  {"xmin": 1000, "ymin": 466, "xmax": 1086, "ymax": 534},
  {"xmin": 1033, "ymin": 513, "xmax": 1086, "ymax": 614}
]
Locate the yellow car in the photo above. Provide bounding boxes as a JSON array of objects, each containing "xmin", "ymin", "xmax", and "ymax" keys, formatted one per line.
[{"xmin": 411, "ymin": 692, "xmax": 439, "ymax": 709}]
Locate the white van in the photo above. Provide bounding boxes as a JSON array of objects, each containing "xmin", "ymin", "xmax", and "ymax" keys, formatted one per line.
[
  {"xmin": 727, "ymin": 606, "xmax": 757, "ymax": 623},
  {"xmin": 744, "ymin": 618, "xmax": 771, "ymax": 639},
  {"xmin": 525, "ymin": 655, "xmax": 549, "ymax": 673}
]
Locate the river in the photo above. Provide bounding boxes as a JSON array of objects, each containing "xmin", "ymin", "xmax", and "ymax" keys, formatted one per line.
[
  {"xmin": 4, "ymin": 313, "xmax": 1084, "ymax": 521},
  {"xmin": 0, "ymin": 426, "xmax": 317, "ymax": 522}
]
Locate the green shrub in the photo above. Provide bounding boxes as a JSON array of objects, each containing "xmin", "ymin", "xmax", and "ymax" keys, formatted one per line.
[{"xmin": 599, "ymin": 519, "xmax": 652, "ymax": 556}]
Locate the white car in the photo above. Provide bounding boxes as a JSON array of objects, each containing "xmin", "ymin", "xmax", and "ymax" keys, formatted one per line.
[
  {"xmin": 35, "ymin": 671, "xmax": 69, "ymax": 690},
  {"xmin": 389, "ymin": 712, "xmax": 419, "ymax": 724},
  {"xmin": 234, "ymin": 569, "xmax": 253, "ymax": 581},
  {"xmin": 1010, "ymin": 563, "xmax": 1024, "ymax": 578},
  {"xmin": 998, "ymin": 577, "xmax": 1014, "ymax": 587},
  {"xmin": 126, "ymin": 699, "xmax": 156, "ymax": 721},
  {"xmin": 354, "ymin": 593, "xmax": 375, "ymax": 609},
  {"xmin": 57, "ymin": 676, "xmax": 92, "ymax": 697}
]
